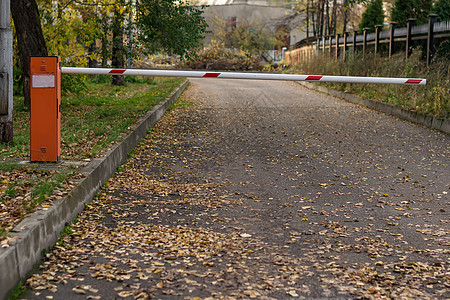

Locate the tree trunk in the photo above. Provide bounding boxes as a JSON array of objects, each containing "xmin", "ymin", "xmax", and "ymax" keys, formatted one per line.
[
  {"xmin": 311, "ymin": 0, "xmax": 318, "ymax": 37},
  {"xmin": 331, "ymin": 0, "xmax": 337, "ymax": 35},
  {"xmin": 325, "ymin": 0, "xmax": 330, "ymax": 36},
  {"xmin": 101, "ymin": 16, "xmax": 109, "ymax": 67},
  {"xmin": 79, "ymin": 5, "xmax": 97, "ymax": 68},
  {"xmin": 306, "ymin": 0, "xmax": 310, "ymax": 39},
  {"xmin": 111, "ymin": 3, "xmax": 125, "ymax": 86},
  {"xmin": 311, "ymin": 12, "xmax": 316, "ymax": 37},
  {"xmin": 342, "ymin": 0, "xmax": 349, "ymax": 33},
  {"xmin": 319, "ymin": 0, "xmax": 325, "ymax": 37},
  {"xmin": 11, "ymin": 0, "xmax": 48, "ymax": 107},
  {"xmin": 88, "ymin": 43, "xmax": 97, "ymax": 68},
  {"xmin": 126, "ymin": 0, "xmax": 134, "ymax": 68}
]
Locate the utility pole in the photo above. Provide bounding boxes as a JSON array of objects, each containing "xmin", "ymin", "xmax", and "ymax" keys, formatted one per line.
[{"xmin": 0, "ymin": 0, "xmax": 13, "ymax": 142}]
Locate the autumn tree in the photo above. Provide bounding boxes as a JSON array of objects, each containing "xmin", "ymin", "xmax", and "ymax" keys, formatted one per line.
[
  {"xmin": 35, "ymin": 0, "xmax": 106, "ymax": 92},
  {"xmin": 288, "ymin": 0, "xmax": 365, "ymax": 39},
  {"xmin": 358, "ymin": 0, "xmax": 384, "ymax": 33},
  {"xmin": 11, "ymin": 0, "xmax": 48, "ymax": 107},
  {"xmin": 86, "ymin": 0, "xmax": 117, "ymax": 68},
  {"xmin": 12, "ymin": 0, "xmax": 110, "ymax": 98},
  {"xmin": 111, "ymin": 0, "xmax": 128, "ymax": 86},
  {"xmin": 213, "ymin": 16, "xmax": 277, "ymax": 55},
  {"xmin": 390, "ymin": 0, "xmax": 432, "ymax": 27},
  {"xmin": 38, "ymin": 0, "xmax": 100, "ymax": 68}
]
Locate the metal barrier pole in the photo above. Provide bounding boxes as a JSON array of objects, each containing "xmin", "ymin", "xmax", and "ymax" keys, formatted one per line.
[
  {"xmin": 29, "ymin": 64, "xmax": 426, "ymax": 162},
  {"xmin": 61, "ymin": 67, "xmax": 427, "ymax": 85}
]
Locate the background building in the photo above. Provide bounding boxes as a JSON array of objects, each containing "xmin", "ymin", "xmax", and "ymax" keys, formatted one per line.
[{"xmin": 197, "ymin": 0, "xmax": 306, "ymax": 49}]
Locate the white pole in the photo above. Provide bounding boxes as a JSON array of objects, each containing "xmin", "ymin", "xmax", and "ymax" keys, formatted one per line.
[
  {"xmin": 61, "ymin": 67, "xmax": 427, "ymax": 85},
  {"xmin": 0, "ymin": 0, "xmax": 13, "ymax": 142}
]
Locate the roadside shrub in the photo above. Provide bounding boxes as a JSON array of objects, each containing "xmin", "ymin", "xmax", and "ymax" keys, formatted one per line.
[
  {"xmin": 61, "ymin": 74, "xmax": 87, "ymax": 96},
  {"xmin": 13, "ymin": 67, "xmax": 23, "ymax": 96},
  {"xmin": 13, "ymin": 66, "xmax": 87, "ymax": 97},
  {"xmin": 179, "ymin": 41, "xmax": 263, "ymax": 71},
  {"xmin": 125, "ymin": 75, "xmax": 155, "ymax": 84},
  {"xmin": 289, "ymin": 49, "xmax": 449, "ymax": 117}
]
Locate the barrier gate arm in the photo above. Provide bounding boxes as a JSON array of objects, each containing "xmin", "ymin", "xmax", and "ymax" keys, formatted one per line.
[
  {"xmin": 30, "ymin": 60, "xmax": 427, "ymax": 163},
  {"xmin": 61, "ymin": 67, "xmax": 427, "ymax": 85}
]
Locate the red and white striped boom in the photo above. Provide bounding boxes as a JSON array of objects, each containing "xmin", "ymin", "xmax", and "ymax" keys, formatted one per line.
[{"xmin": 61, "ymin": 67, "xmax": 426, "ymax": 85}]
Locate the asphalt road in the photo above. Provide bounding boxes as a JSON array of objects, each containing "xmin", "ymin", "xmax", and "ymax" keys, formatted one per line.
[{"xmin": 24, "ymin": 79, "xmax": 449, "ymax": 299}]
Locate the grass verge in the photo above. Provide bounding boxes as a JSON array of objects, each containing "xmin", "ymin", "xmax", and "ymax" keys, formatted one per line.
[
  {"xmin": 289, "ymin": 49, "xmax": 449, "ymax": 118},
  {"xmin": 0, "ymin": 76, "xmax": 185, "ymax": 241}
]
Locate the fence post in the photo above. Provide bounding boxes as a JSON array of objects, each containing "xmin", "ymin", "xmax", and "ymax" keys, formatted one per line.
[
  {"xmin": 0, "ymin": 0, "xmax": 13, "ymax": 142},
  {"xmin": 363, "ymin": 28, "xmax": 369, "ymax": 58},
  {"xmin": 389, "ymin": 22, "xmax": 397, "ymax": 58},
  {"xmin": 343, "ymin": 31, "xmax": 349, "ymax": 61},
  {"xmin": 329, "ymin": 35, "xmax": 333, "ymax": 56},
  {"xmin": 335, "ymin": 33, "xmax": 340, "ymax": 60},
  {"xmin": 427, "ymin": 14, "xmax": 437, "ymax": 66},
  {"xmin": 353, "ymin": 30, "xmax": 358, "ymax": 56},
  {"xmin": 375, "ymin": 25, "xmax": 382, "ymax": 57},
  {"xmin": 316, "ymin": 37, "xmax": 320, "ymax": 54},
  {"xmin": 406, "ymin": 18, "xmax": 416, "ymax": 60},
  {"xmin": 322, "ymin": 36, "xmax": 326, "ymax": 55}
]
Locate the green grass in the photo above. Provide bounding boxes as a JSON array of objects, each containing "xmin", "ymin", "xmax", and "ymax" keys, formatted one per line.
[
  {"xmin": 2, "ymin": 76, "xmax": 185, "ymax": 160},
  {"xmin": 57, "ymin": 223, "xmax": 73, "ymax": 246},
  {"xmin": 8, "ymin": 281, "xmax": 27, "ymax": 300},
  {"xmin": 0, "ymin": 163, "xmax": 23, "ymax": 172},
  {"xmin": 30, "ymin": 167, "xmax": 75, "ymax": 206},
  {"xmin": 62, "ymin": 77, "xmax": 184, "ymax": 159},
  {"xmin": 289, "ymin": 49, "xmax": 449, "ymax": 118},
  {"xmin": 168, "ymin": 90, "xmax": 194, "ymax": 111},
  {"xmin": 0, "ymin": 76, "xmax": 185, "ymax": 238}
]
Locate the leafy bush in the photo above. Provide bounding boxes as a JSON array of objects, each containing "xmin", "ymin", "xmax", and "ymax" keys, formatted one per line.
[
  {"xmin": 61, "ymin": 74, "xmax": 87, "ymax": 96},
  {"xmin": 13, "ymin": 67, "xmax": 23, "ymax": 96},
  {"xmin": 125, "ymin": 75, "xmax": 155, "ymax": 84}
]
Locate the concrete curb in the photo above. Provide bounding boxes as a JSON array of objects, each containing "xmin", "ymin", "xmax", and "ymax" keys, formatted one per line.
[
  {"xmin": 299, "ymin": 82, "xmax": 450, "ymax": 135},
  {"xmin": 0, "ymin": 80, "xmax": 189, "ymax": 300}
]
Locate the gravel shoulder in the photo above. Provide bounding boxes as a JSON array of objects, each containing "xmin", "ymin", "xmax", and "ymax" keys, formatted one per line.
[{"xmin": 23, "ymin": 79, "xmax": 449, "ymax": 299}]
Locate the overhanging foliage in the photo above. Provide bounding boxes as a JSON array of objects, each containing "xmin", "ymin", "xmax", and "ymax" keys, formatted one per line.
[{"xmin": 136, "ymin": 0, "xmax": 208, "ymax": 59}]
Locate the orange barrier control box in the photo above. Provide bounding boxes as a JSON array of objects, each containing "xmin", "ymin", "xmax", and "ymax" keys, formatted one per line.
[{"xmin": 30, "ymin": 57, "xmax": 61, "ymax": 162}]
